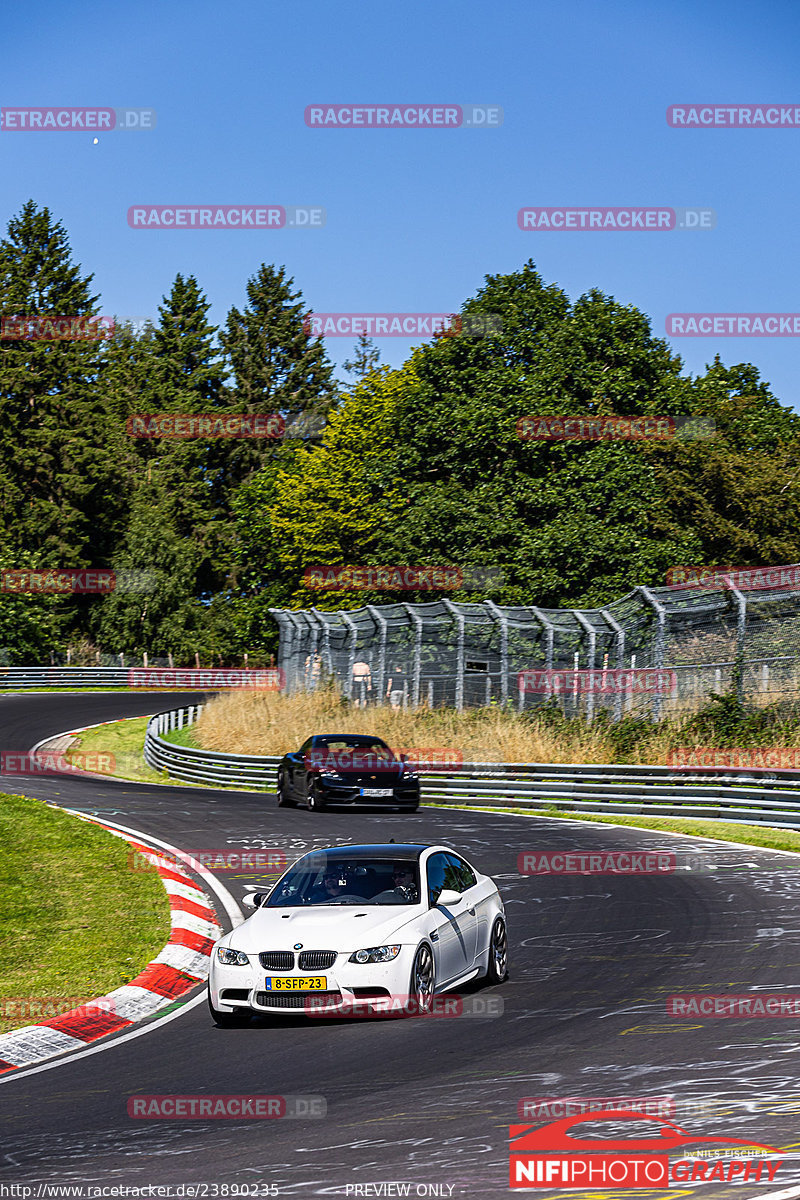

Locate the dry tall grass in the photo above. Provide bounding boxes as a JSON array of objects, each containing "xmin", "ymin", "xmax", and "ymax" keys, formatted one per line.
[{"xmin": 194, "ymin": 686, "xmax": 669, "ymax": 764}]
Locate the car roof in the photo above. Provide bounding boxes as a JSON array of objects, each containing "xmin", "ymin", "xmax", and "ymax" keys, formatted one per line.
[
  {"xmin": 302, "ymin": 843, "xmax": 440, "ymax": 863},
  {"xmin": 311, "ymin": 734, "xmax": 390, "ymax": 745}
]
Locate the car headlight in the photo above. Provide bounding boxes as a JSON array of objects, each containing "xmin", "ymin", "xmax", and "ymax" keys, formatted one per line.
[
  {"xmin": 217, "ymin": 947, "xmax": 250, "ymax": 966},
  {"xmin": 349, "ymin": 945, "xmax": 402, "ymax": 964},
  {"xmin": 320, "ymin": 771, "xmax": 344, "ymax": 782}
]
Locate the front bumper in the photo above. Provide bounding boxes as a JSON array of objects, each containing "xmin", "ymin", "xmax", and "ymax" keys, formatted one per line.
[
  {"xmin": 210, "ymin": 950, "xmax": 417, "ymax": 1017},
  {"xmin": 316, "ymin": 779, "xmax": 420, "ymax": 807}
]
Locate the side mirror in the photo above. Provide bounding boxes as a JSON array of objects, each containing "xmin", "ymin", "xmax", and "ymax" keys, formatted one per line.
[
  {"xmin": 436, "ymin": 888, "xmax": 463, "ymax": 908},
  {"xmin": 243, "ymin": 891, "xmax": 268, "ymax": 909}
]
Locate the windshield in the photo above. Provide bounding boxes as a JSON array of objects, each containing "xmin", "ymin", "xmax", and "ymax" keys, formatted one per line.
[
  {"xmin": 266, "ymin": 857, "xmax": 420, "ymax": 906},
  {"xmin": 305, "ymin": 739, "xmax": 398, "ymax": 770}
]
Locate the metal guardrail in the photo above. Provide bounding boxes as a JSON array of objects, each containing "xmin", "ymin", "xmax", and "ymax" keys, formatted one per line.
[
  {"xmin": 143, "ymin": 705, "xmax": 800, "ymax": 829},
  {"xmin": 144, "ymin": 706, "xmax": 282, "ymax": 788},
  {"xmin": 0, "ymin": 667, "xmax": 135, "ymax": 688}
]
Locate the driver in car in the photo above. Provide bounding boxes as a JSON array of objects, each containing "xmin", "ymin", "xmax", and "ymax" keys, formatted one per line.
[
  {"xmin": 391, "ymin": 864, "xmax": 418, "ymax": 901},
  {"xmin": 312, "ymin": 867, "xmax": 349, "ymax": 902}
]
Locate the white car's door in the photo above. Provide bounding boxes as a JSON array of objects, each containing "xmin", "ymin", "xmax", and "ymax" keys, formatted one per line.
[
  {"xmin": 444, "ymin": 853, "xmax": 481, "ymax": 965},
  {"xmin": 425, "ymin": 852, "xmax": 474, "ymax": 984}
]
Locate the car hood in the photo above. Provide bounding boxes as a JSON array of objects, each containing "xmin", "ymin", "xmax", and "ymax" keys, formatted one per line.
[
  {"xmin": 320, "ymin": 767, "xmax": 409, "ymax": 782},
  {"xmin": 226, "ymin": 905, "xmax": 424, "ymax": 953}
]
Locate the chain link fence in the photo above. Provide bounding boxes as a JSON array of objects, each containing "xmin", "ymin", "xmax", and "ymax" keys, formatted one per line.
[{"xmin": 270, "ymin": 570, "xmax": 800, "ymax": 720}]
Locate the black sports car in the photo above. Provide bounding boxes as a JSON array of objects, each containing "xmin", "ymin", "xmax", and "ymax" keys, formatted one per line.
[{"xmin": 276, "ymin": 734, "xmax": 420, "ymax": 812}]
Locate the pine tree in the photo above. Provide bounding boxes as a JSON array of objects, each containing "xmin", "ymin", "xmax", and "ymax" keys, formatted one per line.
[
  {"xmin": 220, "ymin": 264, "xmax": 337, "ymax": 477},
  {"xmin": 94, "ymin": 276, "xmax": 233, "ymax": 654},
  {"xmin": 343, "ymin": 335, "xmax": 381, "ymax": 385},
  {"xmin": 0, "ymin": 201, "xmax": 126, "ymax": 567}
]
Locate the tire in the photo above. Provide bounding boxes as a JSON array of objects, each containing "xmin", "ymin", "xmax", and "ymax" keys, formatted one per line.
[
  {"xmin": 484, "ymin": 916, "xmax": 509, "ymax": 984},
  {"xmin": 307, "ymin": 779, "xmax": 327, "ymax": 812},
  {"xmin": 409, "ymin": 943, "xmax": 435, "ymax": 1013},
  {"xmin": 276, "ymin": 769, "xmax": 294, "ymax": 807},
  {"xmin": 208, "ymin": 991, "xmax": 251, "ymax": 1027}
]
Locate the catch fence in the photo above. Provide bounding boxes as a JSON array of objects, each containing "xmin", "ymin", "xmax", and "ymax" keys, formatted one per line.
[{"xmin": 270, "ymin": 570, "xmax": 800, "ymax": 720}]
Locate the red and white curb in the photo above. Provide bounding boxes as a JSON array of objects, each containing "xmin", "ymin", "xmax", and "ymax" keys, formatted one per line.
[{"xmin": 0, "ymin": 819, "xmax": 222, "ymax": 1075}]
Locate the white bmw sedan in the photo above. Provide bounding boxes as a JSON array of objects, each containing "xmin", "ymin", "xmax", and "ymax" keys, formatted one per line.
[{"xmin": 208, "ymin": 843, "xmax": 508, "ymax": 1024}]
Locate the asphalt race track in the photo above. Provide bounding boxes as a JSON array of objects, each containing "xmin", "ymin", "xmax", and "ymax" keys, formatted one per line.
[{"xmin": 2, "ymin": 693, "xmax": 800, "ymax": 1198}]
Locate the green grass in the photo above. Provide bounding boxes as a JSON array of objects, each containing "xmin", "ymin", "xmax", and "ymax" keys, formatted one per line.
[
  {"xmin": 428, "ymin": 800, "xmax": 800, "ymax": 857},
  {"xmin": 66, "ymin": 717, "xmax": 172, "ymax": 786},
  {"xmin": 66, "ymin": 718, "xmax": 257, "ymax": 791},
  {"xmin": 160, "ymin": 725, "xmax": 199, "ymax": 748},
  {"xmin": 0, "ymin": 792, "xmax": 172, "ymax": 1033}
]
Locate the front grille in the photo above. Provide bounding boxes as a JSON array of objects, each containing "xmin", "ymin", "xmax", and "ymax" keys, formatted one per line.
[
  {"xmin": 258, "ymin": 951, "xmax": 295, "ymax": 971},
  {"xmin": 254, "ymin": 991, "xmax": 341, "ymax": 1010},
  {"xmin": 299, "ymin": 950, "xmax": 337, "ymax": 970}
]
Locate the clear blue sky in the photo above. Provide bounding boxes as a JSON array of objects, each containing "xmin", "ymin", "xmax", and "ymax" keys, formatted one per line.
[{"xmin": 2, "ymin": 0, "xmax": 799, "ymax": 402}]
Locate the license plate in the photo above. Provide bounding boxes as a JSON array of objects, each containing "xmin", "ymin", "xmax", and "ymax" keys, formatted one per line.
[
  {"xmin": 265, "ymin": 976, "xmax": 327, "ymax": 991},
  {"xmin": 360, "ymin": 788, "xmax": 393, "ymax": 797}
]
